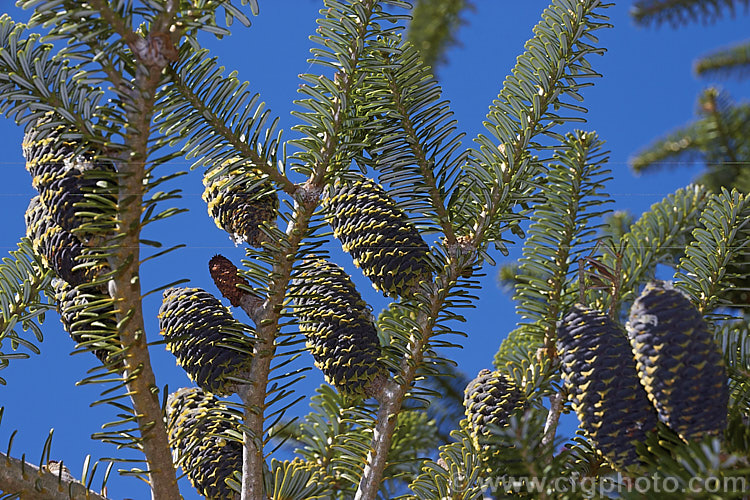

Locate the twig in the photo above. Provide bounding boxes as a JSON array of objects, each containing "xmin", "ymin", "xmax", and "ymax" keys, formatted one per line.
[
  {"xmin": 542, "ymin": 391, "xmax": 565, "ymax": 450},
  {"xmin": 222, "ymin": 1, "xmax": 378, "ymax": 496},
  {"xmin": 87, "ymin": 0, "xmax": 142, "ymax": 50},
  {"xmin": 385, "ymin": 71, "xmax": 458, "ymax": 244},
  {"xmin": 167, "ymin": 67, "xmax": 298, "ymax": 196},
  {"xmin": 355, "ymin": 266, "xmax": 462, "ymax": 500}
]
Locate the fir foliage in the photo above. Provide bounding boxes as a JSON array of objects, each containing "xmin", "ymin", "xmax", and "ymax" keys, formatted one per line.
[
  {"xmin": 695, "ymin": 40, "xmax": 750, "ymax": 79},
  {"xmin": 630, "ymin": 3, "xmax": 750, "ymax": 195},
  {"xmin": 631, "ymin": 89, "xmax": 750, "ymax": 193},
  {"xmin": 451, "ymin": 0, "xmax": 611, "ymax": 253},
  {"xmin": 0, "ymin": 238, "xmax": 53, "ymax": 384},
  {"xmin": 631, "ymin": 0, "xmax": 750, "ymax": 27},
  {"xmin": 495, "ymin": 131, "xmax": 612, "ymax": 388},
  {"xmin": 406, "ymin": 0, "xmax": 471, "ymax": 70}
]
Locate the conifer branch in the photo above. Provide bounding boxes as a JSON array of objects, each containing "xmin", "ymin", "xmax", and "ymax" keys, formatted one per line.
[
  {"xmin": 632, "ymin": 0, "xmax": 749, "ymax": 27},
  {"xmin": 630, "ymin": 121, "xmax": 703, "ymax": 173},
  {"xmin": 384, "ymin": 70, "xmax": 457, "ymax": 243},
  {"xmin": 237, "ymin": 199, "xmax": 317, "ymax": 500},
  {"xmin": 463, "ymin": 0, "xmax": 609, "ymax": 247},
  {"xmin": 675, "ymin": 189, "xmax": 750, "ymax": 314},
  {"xmin": 233, "ymin": 2, "xmax": 381, "ymax": 496},
  {"xmin": 166, "ymin": 66, "xmax": 297, "ymax": 195},
  {"xmin": 542, "ymin": 391, "xmax": 565, "ymax": 449},
  {"xmin": 407, "ymin": 0, "xmax": 471, "ymax": 70},
  {"xmin": 695, "ymin": 40, "xmax": 750, "ymax": 79},
  {"xmin": 0, "ymin": 453, "xmax": 109, "ymax": 500},
  {"xmin": 97, "ymin": 6, "xmax": 182, "ymax": 498},
  {"xmin": 602, "ymin": 185, "xmax": 708, "ymax": 314},
  {"xmin": 703, "ymin": 91, "xmax": 741, "ymax": 165},
  {"xmin": 0, "ymin": 239, "xmax": 53, "ymax": 376},
  {"xmin": 356, "ymin": 264, "xmax": 462, "ymax": 500},
  {"xmin": 86, "ymin": 0, "xmax": 141, "ymax": 52},
  {"xmin": 0, "ymin": 16, "xmax": 108, "ymax": 143}
]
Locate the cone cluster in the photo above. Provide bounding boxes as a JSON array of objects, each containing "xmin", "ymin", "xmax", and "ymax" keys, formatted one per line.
[
  {"xmin": 159, "ymin": 287, "xmax": 252, "ymax": 396},
  {"xmin": 166, "ymin": 387, "xmax": 241, "ymax": 500},
  {"xmin": 627, "ymin": 281, "xmax": 728, "ymax": 441},
  {"xmin": 202, "ymin": 163, "xmax": 278, "ymax": 247},
  {"xmin": 463, "ymin": 368, "xmax": 524, "ymax": 442},
  {"xmin": 293, "ymin": 258, "xmax": 385, "ymax": 396},
  {"xmin": 558, "ymin": 305, "xmax": 658, "ymax": 469},
  {"xmin": 322, "ymin": 174, "xmax": 431, "ymax": 297}
]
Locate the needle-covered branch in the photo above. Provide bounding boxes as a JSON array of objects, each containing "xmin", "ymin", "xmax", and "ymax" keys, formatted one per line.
[
  {"xmin": 97, "ymin": 6, "xmax": 182, "ymax": 499},
  {"xmin": 206, "ymin": 3, "xmax": 386, "ymax": 497},
  {"xmin": 455, "ymin": 0, "xmax": 611, "ymax": 248},
  {"xmin": 356, "ymin": 262, "xmax": 464, "ymax": 499},
  {"xmin": 163, "ymin": 61, "xmax": 297, "ymax": 195},
  {"xmin": 365, "ymin": 41, "xmax": 463, "ymax": 243}
]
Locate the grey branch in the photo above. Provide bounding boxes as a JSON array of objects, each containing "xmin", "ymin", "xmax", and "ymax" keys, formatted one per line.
[
  {"xmin": 0, "ymin": 453, "xmax": 109, "ymax": 500},
  {"xmin": 542, "ymin": 391, "xmax": 565, "ymax": 449}
]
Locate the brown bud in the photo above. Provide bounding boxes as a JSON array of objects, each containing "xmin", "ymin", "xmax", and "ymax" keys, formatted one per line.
[{"xmin": 209, "ymin": 254, "xmax": 248, "ymax": 307}]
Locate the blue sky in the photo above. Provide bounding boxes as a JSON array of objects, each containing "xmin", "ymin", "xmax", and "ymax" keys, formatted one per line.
[{"xmin": 0, "ymin": 2, "xmax": 747, "ymax": 499}]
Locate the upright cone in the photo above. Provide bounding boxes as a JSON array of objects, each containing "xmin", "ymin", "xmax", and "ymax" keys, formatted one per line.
[
  {"xmin": 558, "ymin": 305, "xmax": 658, "ymax": 468},
  {"xmin": 166, "ymin": 387, "xmax": 241, "ymax": 499},
  {"xmin": 463, "ymin": 369, "xmax": 524, "ymax": 442},
  {"xmin": 52, "ymin": 278, "xmax": 118, "ymax": 363},
  {"xmin": 627, "ymin": 281, "xmax": 728, "ymax": 441},
  {"xmin": 25, "ymin": 196, "xmax": 100, "ymax": 286},
  {"xmin": 202, "ymin": 163, "xmax": 278, "ymax": 247},
  {"xmin": 292, "ymin": 258, "xmax": 385, "ymax": 396},
  {"xmin": 159, "ymin": 287, "xmax": 252, "ymax": 396},
  {"xmin": 23, "ymin": 113, "xmax": 114, "ymax": 234},
  {"xmin": 323, "ymin": 174, "xmax": 431, "ymax": 297}
]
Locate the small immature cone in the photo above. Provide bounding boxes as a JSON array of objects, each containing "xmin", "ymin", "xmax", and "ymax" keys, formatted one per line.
[
  {"xmin": 209, "ymin": 254, "xmax": 249, "ymax": 307},
  {"xmin": 558, "ymin": 305, "xmax": 658, "ymax": 469},
  {"xmin": 202, "ymin": 163, "xmax": 278, "ymax": 247},
  {"xmin": 165, "ymin": 387, "xmax": 241, "ymax": 500},
  {"xmin": 463, "ymin": 368, "xmax": 524, "ymax": 442},
  {"xmin": 292, "ymin": 258, "xmax": 386, "ymax": 396},
  {"xmin": 627, "ymin": 281, "xmax": 728, "ymax": 441},
  {"xmin": 322, "ymin": 173, "xmax": 432, "ymax": 298},
  {"xmin": 159, "ymin": 287, "xmax": 252, "ymax": 396}
]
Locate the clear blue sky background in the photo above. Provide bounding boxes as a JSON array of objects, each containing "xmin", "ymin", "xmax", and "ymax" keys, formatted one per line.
[{"xmin": 0, "ymin": 2, "xmax": 747, "ymax": 499}]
